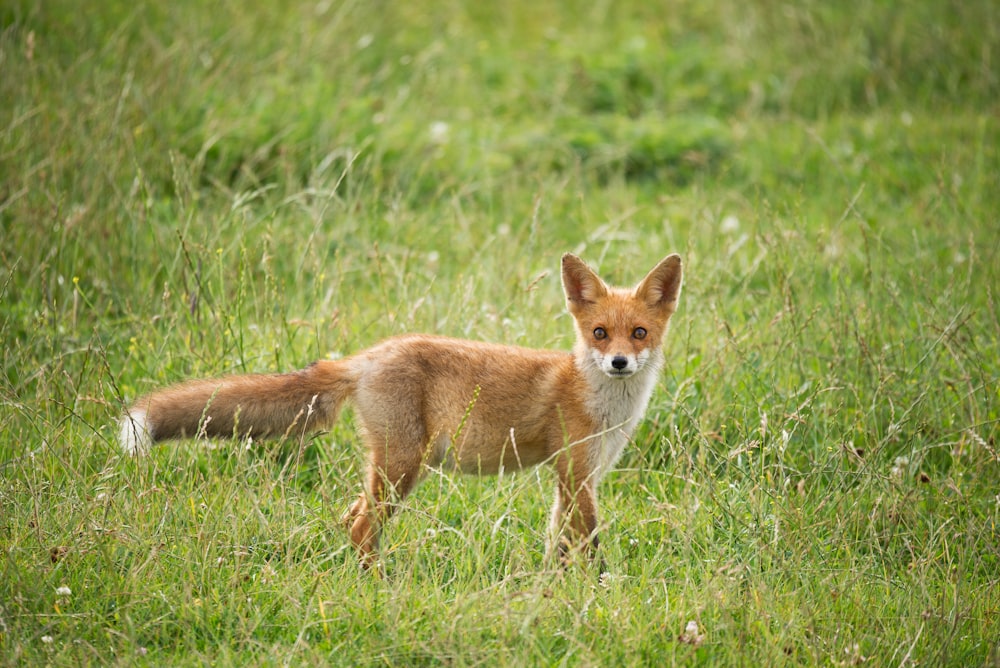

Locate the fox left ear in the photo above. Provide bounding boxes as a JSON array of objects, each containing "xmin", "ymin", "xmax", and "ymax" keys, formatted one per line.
[
  {"xmin": 636, "ymin": 254, "xmax": 683, "ymax": 310},
  {"xmin": 562, "ymin": 253, "xmax": 609, "ymax": 308}
]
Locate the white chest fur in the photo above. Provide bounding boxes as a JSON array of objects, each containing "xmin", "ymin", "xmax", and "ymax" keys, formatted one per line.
[{"xmin": 582, "ymin": 350, "xmax": 663, "ymax": 479}]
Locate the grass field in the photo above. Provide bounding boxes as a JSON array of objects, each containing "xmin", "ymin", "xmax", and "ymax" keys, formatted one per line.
[{"xmin": 2, "ymin": 0, "xmax": 999, "ymax": 664}]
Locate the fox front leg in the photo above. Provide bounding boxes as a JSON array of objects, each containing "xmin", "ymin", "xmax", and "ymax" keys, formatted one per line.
[{"xmin": 547, "ymin": 478, "xmax": 606, "ymax": 572}]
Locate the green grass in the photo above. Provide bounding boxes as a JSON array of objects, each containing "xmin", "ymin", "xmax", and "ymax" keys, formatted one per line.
[{"xmin": 2, "ymin": 0, "xmax": 998, "ymax": 664}]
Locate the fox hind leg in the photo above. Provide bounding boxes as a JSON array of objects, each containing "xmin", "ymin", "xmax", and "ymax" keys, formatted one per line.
[{"xmin": 345, "ymin": 430, "xmax": 428, "ymax": 569}]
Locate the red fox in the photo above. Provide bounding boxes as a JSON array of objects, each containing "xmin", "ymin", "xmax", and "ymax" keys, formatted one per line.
[{"xmin": 120, "ymin": 253, "xmax": 683, "ymax": 569}]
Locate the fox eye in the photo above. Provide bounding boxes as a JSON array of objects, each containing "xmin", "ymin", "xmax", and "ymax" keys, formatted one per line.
[
  {"xmin": 593, "ymin": 327, "xmax": 607, "ymax": 340},
  {"xmin": 633, "ymin": 327, "xmax": 647, "ymax": 340}
]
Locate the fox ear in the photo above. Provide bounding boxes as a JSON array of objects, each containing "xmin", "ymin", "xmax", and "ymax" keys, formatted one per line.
[
  {"xmin": 636, "ymin": 254, "xmax": 683, "ymax": 310},
  {"xmin": 562, "ymin": 253, "xmax": 608, "ymax": 307}
]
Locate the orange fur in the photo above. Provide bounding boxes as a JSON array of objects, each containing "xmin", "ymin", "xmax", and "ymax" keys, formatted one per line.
[{"xmin": 120, "ymin": 253, "xmax": 683, "ymax": 569}]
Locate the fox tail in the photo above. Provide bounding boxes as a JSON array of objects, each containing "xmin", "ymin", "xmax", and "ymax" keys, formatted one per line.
[{"xmin": 118, "ymin": 360, "xmax": 354, "ymax": 455}]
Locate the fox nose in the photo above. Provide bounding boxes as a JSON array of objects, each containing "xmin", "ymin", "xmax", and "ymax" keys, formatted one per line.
[{"xmin": 611, "ymin": 356, "xmax": 629, "ymax": 370}]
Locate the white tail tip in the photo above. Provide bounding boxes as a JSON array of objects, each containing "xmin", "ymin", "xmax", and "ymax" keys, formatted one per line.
[{"xmin": 119, "ymin": 409, "xmax": 152, "ymax": 456}]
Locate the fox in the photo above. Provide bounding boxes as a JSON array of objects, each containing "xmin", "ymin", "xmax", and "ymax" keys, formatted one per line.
[{"xmin": 119, "ymin": 252, "xmax": 683, "ymax": 569}]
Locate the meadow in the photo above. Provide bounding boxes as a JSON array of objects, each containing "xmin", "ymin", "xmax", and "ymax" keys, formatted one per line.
[{"xmin": 1, "ymin": 0, "xmax": 998, "ymax": 664}]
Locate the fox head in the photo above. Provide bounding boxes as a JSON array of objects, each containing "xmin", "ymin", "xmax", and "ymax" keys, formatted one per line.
[{"xmin": 562, "ymin": 253, "xmax": 683, "ymax": 379}]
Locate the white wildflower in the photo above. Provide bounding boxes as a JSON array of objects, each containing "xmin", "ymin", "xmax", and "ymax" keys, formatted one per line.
[
  {"xmin": 720, "ymin": 215, "xmax": 740, "ymax": 234},
  {"xmin": 679, "ymin": 619, "xmax": 705, "ymax": 646},
  {"xmin": 891, "ymin": 456, "xmax": 909, "ymax": 480},
  {"xmin": 429, "ymin": 121, "xmax": 450, "ymax": 144}
]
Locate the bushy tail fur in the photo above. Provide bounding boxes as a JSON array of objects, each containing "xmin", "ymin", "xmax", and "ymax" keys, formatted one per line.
[{"xmin": 119, "ymin": 360, "xmax": 354, "ymax": 455}]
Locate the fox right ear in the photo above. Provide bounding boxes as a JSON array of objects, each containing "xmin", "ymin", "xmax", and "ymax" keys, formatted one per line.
[{"xmin": 561, "ymin": 253, "xmax": 608, "ymax": 307}]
